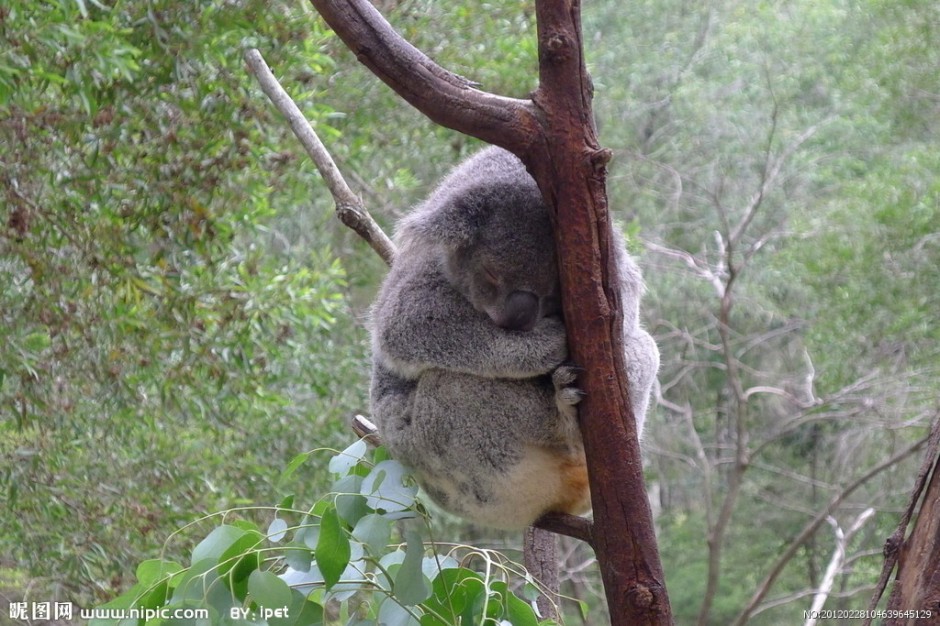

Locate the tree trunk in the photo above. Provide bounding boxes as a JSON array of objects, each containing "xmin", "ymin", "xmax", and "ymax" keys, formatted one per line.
[
  {"xmin": 524, "ymin": 527, "xmax": 560, "ymax": 621},
  {"xmin": 885, "ymin": 445, "xmax": 940, "ymax": 626}
]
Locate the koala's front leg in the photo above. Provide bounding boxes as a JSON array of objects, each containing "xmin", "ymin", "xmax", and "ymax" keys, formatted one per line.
[
  {"xmin": 378, "ymin": 295, "xmax": 569, "ymax": 380},
  {"xmin": 486, "ymin": 314, "xmax": 570, "ymax": 378}
]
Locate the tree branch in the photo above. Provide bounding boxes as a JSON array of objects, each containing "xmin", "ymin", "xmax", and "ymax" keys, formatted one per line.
[
  {"xmin": 529, "ymin": 2, "xmax": 672, "ymax": 622},
  {"xmin": 804, "ymin": 508, "xmax": 875, "ymax": 626},
  {"xmin": 308, "ymin": 0, "xmax": 538, "ymax": 155},
  {"xmin": 244, "ymin": 48, "xmax": 396, "ymax": 265},
  {"xmin": 524, "ymin": 527, "xmax": 560, "ymax": 621},
  {"xmin": 533, "ymin": 511, "xmax": 595, "ymax": 547},
  {"xmin": 865, "ymin": 413, "xmax": 940, "ymax": 624}
]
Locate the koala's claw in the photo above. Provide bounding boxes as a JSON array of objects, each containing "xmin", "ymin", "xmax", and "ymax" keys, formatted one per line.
[
  {"xmin": 552, "ymin": 364, "xmax": 581, "ymax": 389},
  {"xmin": 552, "ymin": 364, "xmax": 584, "ymax": 408},
  {"xmin": 556, "ymin": 386, "xmax": 585, "ymax": 407},
  {"xmin": 552, "ymin": 364, "xmax": 583, "ymax": 442}
]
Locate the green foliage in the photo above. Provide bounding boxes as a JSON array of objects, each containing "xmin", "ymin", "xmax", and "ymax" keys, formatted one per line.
[
  {"xmin": 90, "ymin": 443, "xmax": 557, "ymax": 626},
  {"xmin": 0, "ymin": 0, "xmax": 368, "ymax": 604}
]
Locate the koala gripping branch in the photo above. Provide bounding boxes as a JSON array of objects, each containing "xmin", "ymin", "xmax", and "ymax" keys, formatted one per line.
[{"xmin": 308, "ymin": 0, "xmax": 673, "ymax": 623}]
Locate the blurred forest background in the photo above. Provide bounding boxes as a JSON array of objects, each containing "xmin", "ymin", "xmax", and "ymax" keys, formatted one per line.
[{"xmin": 1, "ymin": 0, "xmax": 937, "ymax": 624}]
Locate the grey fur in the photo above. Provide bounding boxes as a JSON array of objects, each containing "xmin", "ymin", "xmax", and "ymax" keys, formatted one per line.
[{"xmin": 369, "ymin": 146, "xmax": 659, "ymax": 529}]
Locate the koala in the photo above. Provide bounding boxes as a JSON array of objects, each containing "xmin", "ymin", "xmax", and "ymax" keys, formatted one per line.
[{"xmin": 369, "ymin": 146, "xmax": 659, "ymax": 529}]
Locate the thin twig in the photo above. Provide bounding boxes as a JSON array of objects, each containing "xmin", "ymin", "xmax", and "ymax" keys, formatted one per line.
[{"xmin": 244, "ymin": 48, "xmax": 396, "ymax": 266}]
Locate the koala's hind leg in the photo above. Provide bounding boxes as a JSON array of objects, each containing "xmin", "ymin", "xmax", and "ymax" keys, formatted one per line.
[
  {"xmin": 551, "ymin": 364, "xmax": 583, "ymax": 448},
  {"xmin": 403, "ymin": 370, "xmax": 585, "ymax": 528},
  {"xmin": 551, "ymin": 448, "xmax": 591, "ymax": 516}
]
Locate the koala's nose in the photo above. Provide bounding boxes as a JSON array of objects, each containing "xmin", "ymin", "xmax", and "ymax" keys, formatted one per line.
[{"xmin": 500, "ymin": 290, "xmax": 540, "ymax": 331}]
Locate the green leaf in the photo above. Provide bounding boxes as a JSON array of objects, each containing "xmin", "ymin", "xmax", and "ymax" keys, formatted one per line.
[
  {"xmin": 218, "ymin": 530, "xmax": 264, "ymax": 582},
  {"xmin": 231, "ymin": 519, "xmax": 261, "ymax": 534},
  {"xmin": 248, "ymin": 570, "xmax": 293, "ymax": 609},
  {"xmin": 268, "ymin": 517, "xmax": 288, "ymax": 543},
  {"xmin": 171, "ymin": 559, "xmax": 220, "ymax": 604},
  {"xmin": 423, "ymin": 568, "xmax": 485, "ymax": 622},
  {"xmin": 377, "ymin": 598, "xmax": 418, "ymax": 626},
  {"xmin": 420, "ymin": 555, "xmax": 459, "ymax": 582},
  {"xmin": 521, "ymin": 580, "xmax": 541, "ymax": 602},
  {"xmin": 136, "ymin": 559, "xmax": 183, "ymax": 585},
  {"xmin": 270, "ymin": 592, "xmax": 324, "ymax": 626},
  {"xmin": 315, "ymin": 507, "xmax": 350, "ymax": 589},
  {"xmin": 576, "ymin": 598, "xmax": 590, "ymax": 620},
  {"xmin": 334, "ymin": 474, "xmax": 369, "ymax": 526},
  {"xmin": 192, "ymin": 525, "xmax": 246, "ymax": 563},
  {"xmin": 394, "ymin": 530, "xmax": 430, "ymax": 605},
  {"xmin": 329, "ymin": 439, "xmax": 368, "ymax": 476},
  {"xmin": 277, "ymin": 452, "xmax": 311, "ymax": 488},
  {"xmin": 351, "ymin": 513, "xmax": 392, "ymax": 556},
  {"xmin": 373, "ymin": 446, "xmax": 390, "ymax": 464},
  {"xmin": 360, "ymin": 460, "xmax": 418, "ymax": 516},
  {"xmin": 284, "ymin": 542, "xmax": 313, "ymax": 572},
  {"xmin": 506, "ymin": 589, "xmax": 538, "ymax": 626}
]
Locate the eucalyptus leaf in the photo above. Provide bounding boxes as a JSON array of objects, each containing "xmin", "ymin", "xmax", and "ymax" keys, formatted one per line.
[
  {"xmin": 351, "ymin": 513, "xmax": 392, "ymax": 556},
  {"xmin": 268, "ymin": 517, "xmax": 288, "ymax": 543},
  {"xmin": 360, "ymin": 460, "xmax": 418, "ymax": 516},
  {"xmin": 377, "ymin": 598, "xmax": 420, "ymax": 626},
  {"xmin": 315, "ymin": 507, "xmax": 350, "ymax": 589},
  {"xmin": 394, "ymin": 530, "xmax": 431, "ymax": 605},
  {"xmin": 328, "ymin": 439, "xmax": 368, "ymax": 476},
  {"xmin": 191, "ymin": 525, "xmax": 246, "ymax": 564},
  {"xmin": 248, "ymin": 570, "xmax": 293, "ymax": 608}
]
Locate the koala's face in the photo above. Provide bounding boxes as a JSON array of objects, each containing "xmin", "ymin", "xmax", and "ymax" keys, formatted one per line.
[{"xmin": 443, "ymin": 201, "xmax": 560, "ymax": 332}]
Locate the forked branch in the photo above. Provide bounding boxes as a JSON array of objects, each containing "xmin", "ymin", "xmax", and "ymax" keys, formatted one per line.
[{"xmin": 308, "ymin": 0, "xmax": 538, "ymax": 155}]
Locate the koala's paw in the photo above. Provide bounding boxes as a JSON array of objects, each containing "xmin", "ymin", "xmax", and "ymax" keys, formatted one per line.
[
  {"xmin": 552, "ymin": 364, "xmax": 584, "ymax": 418},
  {"xmin": 530, "ymin": 316, "xmax": 569, "ymax": 373}
]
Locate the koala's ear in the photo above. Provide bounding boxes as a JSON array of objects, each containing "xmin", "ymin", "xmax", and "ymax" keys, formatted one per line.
[{"xmin": 399, "ymin": 185, "xmax": 497, "ymax": 247}]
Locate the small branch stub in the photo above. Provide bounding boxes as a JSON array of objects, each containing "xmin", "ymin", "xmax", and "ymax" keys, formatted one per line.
[{"xmin": 541, "ymin": 29, "xmax": 573, "ymax": 62}]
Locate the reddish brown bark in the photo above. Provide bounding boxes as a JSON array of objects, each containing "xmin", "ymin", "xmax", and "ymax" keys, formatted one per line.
[{"xmin": 885, "ymin": 428, "xmax": 940, "ymax": 626}]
